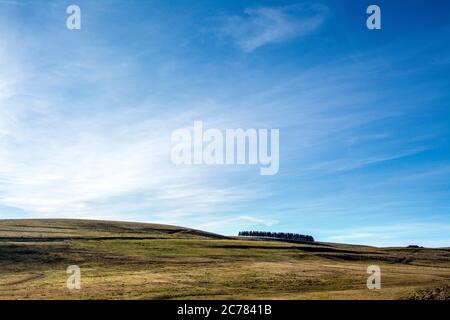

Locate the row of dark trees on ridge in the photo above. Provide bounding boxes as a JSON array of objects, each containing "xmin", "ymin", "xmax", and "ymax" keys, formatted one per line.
[{"xmin": 238, "ymin": 231, "xmax": 314, "ymax": 242}]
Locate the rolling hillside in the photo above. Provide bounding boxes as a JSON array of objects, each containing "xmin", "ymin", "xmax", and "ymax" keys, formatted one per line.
[
  {"xmin": 0, "ymin": 219, "xmax": 449, "ymax": 300},
  {"xmin": 0, "ymin": 219, "xmax": 227, "ymax": 240}
]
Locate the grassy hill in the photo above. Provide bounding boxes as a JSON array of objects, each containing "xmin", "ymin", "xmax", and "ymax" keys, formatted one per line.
[
  {"xmin": 0, "ymin": 219, "xmax": 227, "ymax": 240},
  {"xmin": 0, "ymin": 219, "xmax": 449, "ymax": 300}
]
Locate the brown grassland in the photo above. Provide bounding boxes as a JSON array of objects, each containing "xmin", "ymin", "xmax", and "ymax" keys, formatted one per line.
[{"xmin": 0, "ymin": 219, "xmax": 449, "ymax": 300}]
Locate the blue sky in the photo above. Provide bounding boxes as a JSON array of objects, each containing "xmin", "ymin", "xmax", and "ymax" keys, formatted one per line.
[{"xmin": 0, "ymin": 0, "xmax": 449, "ymax": 246}]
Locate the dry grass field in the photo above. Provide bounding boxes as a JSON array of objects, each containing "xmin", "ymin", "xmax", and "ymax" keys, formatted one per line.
[{"xmin": 0, "ymin": 219, "xmax": 449, "ymax": 300}]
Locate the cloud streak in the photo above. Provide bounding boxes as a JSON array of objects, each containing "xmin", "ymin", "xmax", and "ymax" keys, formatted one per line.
[
  {"xmin": 0, "ymin": 35, "xmax": 264, "ymax": 221},
  {"xmin": 218, "ymin": 4, "xmax": 327, "ymax": 52}
]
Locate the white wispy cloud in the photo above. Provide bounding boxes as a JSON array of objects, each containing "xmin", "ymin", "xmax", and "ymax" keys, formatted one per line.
[
  {"xmin": 302, "ymin": 147, "xmax": 429, "ymax": 173},
  {"xmin": 0, "ymin": 36, "xmax": 263, "ymax": 221},
  {"xmin": 218, "ymin": 4, "xmax": 327, "ymax": 52},
  {"xmin": 195, "ymin": 215, "xmax": 278, "ymax": 233},
  {"xmin": 0, "ymin": 103, "xmax": 262, "ymax": 218}
]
